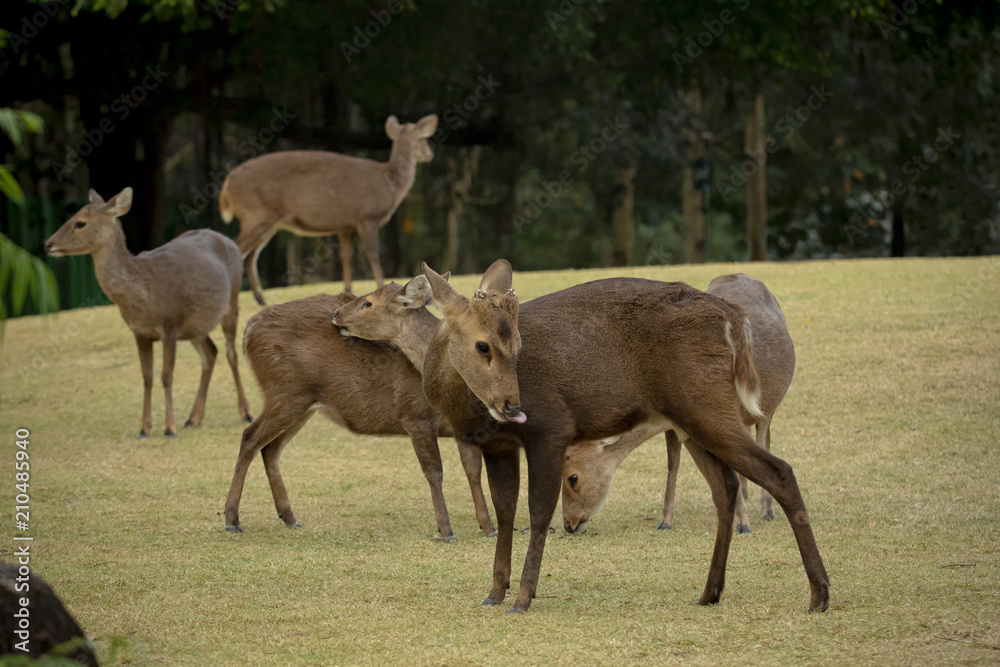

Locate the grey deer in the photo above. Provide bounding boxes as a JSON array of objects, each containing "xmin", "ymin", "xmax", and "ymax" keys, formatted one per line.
[{"xmin": 46, "ymin": 188, "xmax": 253, "ymax": 437}]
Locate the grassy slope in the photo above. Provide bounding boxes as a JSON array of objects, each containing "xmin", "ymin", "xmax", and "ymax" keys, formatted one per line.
[{"xmin": 1, "ymin": 257, "xmax": 998, "ymax": 666}]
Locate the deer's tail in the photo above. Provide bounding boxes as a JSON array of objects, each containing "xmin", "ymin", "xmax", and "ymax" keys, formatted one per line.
[
  {"xmin": 724, "ymin": 315, "xmax": 764, "ymax": 419},
  {"xmin": 219, "ymin": 176, "xmax": 234, "ymax": 224}
]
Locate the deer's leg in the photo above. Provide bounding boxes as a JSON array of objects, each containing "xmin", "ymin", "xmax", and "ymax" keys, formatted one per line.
[
  {"xmin": 338, "ymin": 231, "xmax": 354, "ymax": 292},
  {"xmin": 510, "ymin": 445, "xmax": 564, "ymax": 612},
  {"xmin": 161, "ymin": 330, "xmax": 178, "ymax": 438},
  {"xmin": 402, "ymin": 422, "xmax": 455, "ymax": 541},
  {"xmin": 185, "ymin": 336, "xmax": 217, "ymax": 428},
  {"xmin": 695, "ymin": 417, "xmax": 829, "ymax": 612},
  {"xmin": 758, "ymin": 419, "xmax": 776, "ymax": 521},
  {"xmin": 237, "ymin": 219, "xmax": 278, "ymax": 306},
  {"xmin": 734, "ymin": 472, "xmax": 752, "ymax": 534},
  {"xmin": 134, "ymin": 334, "xmax": 155, "ymax": 438},
  {"xmin": 457, "ymin": 441, "xmax": 497, "ymax": 537},
  {"xmin": 259, "ymin": 412, "xmax": 313, "ymax": 528},
  {"xmin": 481, "ymin": 447, "xmax": 519, "ymax": 607},
  {"xmin": 224, "ymin": 405, "xmax": 311, "ymax": 532},
  {"xmin": 357, "ymin": 219, "xmax": 385, "ymax": 287},
  {"xmin": 244, "ymin": 247, "xmax": 267, "ymax": 307},
  {"xmin": 222, "ymin": 299, "xmax": 253, "ymax": 423},
  {"xmin": 659, "ymin": 430, "xmax": 682, "ymax": 530},
  {"xmin": 682, "ymin": 439, "xmax": 741, "ymax": 606}
]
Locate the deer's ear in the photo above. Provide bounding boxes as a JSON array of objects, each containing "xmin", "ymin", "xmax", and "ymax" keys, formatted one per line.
[
  {"xmin": 397, "ymin": 275, "xmax": 434, "ymax": 309},
  {"xmin": 385, "ymin": 115, "xmax": 402, "ymax": 140},
  {"xmin": 422, "ymin": 262, "xmax": 468, "ymax": 318},
  {"xmin": 104, "ymin": 187, "xmax": 133, "ymax": 217},
  {"xmin": 88, "ymin": 189, "xmax": 105, "ymax": 205},
  {"xmin": 414, "ymin": 114, "xmax": 438, "ymax": 138},
  {"xmin": 479, "ymin": 259, "xmax": 513, "ymax": 293}
]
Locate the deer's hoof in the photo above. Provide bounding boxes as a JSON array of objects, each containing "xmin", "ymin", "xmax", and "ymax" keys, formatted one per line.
[
  {"xmin": 656, "ymin": 522, "xmax": 673, "ymax": 530},
  {"xmin": 285, "ymin": 522, "xmax": 303, "ymax": 529},
  {"xmin": 736, "ymin": 523, "xmax": 752, "ymax": 534},
  {"xmin": 506, "ymin": 606, "xmax": 525, "ymax": 615},
  {"xmin": 242, "ymin": 414, "xmax": 254, "ymax": 424},
  {"xmin": 485, "ymin": 528, "xmax": 498, "ymax": 538},
  {"xmin": 441, "ymin": 535, "xmax": 458, "ymax": 543},
  {"xmin": 481, "ymin": 597, "xmax": 501, "ymax": 607},
  {"xmin": 138, "ymin": 430, "xmax": 149, "ymax": 439},
  {"xmin": 225, "ymin": 524, "xmax": 243, "ymax": 533}
]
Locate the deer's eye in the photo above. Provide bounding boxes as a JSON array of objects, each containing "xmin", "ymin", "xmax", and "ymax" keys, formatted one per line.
[
  {"xmin": 362, "ymin": 300, "xmax": 371, "ymax": 309},
  {"xmin": 568, "ymin": 474, "xmax": 578, "ymax": 488},
  {"xmin": 475, "ymin": 341, "xmax": 489, "ymax": 354},
  {"xmin": 75, "ymin": 221, "xmax": 86, "ymax": 229}
]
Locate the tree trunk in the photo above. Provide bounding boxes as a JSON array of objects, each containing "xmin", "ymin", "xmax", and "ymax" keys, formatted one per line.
[
  {"xmin": 891, "ymin": 199, "xmax": 905, "ymax": 257},
  {"xmin": 746, "ymin": 92, "xmax": 768, "ymax": 261},
  {"xmin": 443, "ymin": 145, "xmax": 481, "ymax": 273},
  {"xmin": 682, "ymin": 90, "xmax": 705, "ymax": 263},
  {"xmin": 611, "ymin": 165, "xmax": 636, "ymax": 266}
]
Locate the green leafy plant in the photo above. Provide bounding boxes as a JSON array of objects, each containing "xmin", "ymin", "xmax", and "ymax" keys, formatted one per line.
[{"xmin": 0, "ymin": 107, "xmax": 59, "ymax": 337}]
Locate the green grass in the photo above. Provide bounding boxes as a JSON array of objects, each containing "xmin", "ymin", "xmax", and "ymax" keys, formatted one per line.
[{"xmin": 1, "ymin": 257, "xmax": 999, "ymax": 666}]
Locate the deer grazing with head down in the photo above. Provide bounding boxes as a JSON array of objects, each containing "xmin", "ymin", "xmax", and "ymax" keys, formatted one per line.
[
  {"xmin": 336, "ymin": 260, "xmax": 828, "ymax": 613},
  {"xmin": 45, "ymin": 188, "xmax": 253, "ymax": 437},
  {"xmin": 561, "ymin": 273, "xmax": 796, "ymax": 535},
  {"xmin": 223, "ymin": 278, "xmax": 496, "ymax": 540},
  {"xmin": 218, "ymin": 114, "xmax": 438, "ymax": 305}
]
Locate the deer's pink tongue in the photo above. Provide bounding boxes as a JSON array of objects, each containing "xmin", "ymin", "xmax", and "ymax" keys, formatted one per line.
[{"xmin": 508, "ymin": 411, "xmax": 527, "ymax": 424}]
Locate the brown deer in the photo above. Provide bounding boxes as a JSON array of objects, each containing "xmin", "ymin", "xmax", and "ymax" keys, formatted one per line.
[
  {"xmin": 218, "ymin": 114, "xmax": 438, "ymax": 305},
  {"xmin": 45, "ymin": 188, "xmax": 253, "ymax": 437},
  {"xmin": 223, "ymin": 279, "xmax": 497, "ymax": 540},
  {"xmin": 562, "ymin": 273, "xmax": 796, "ymax": 535},
  {"xmin": 337, "ymin": 260, "xmax": 828, "ymax": 613}
]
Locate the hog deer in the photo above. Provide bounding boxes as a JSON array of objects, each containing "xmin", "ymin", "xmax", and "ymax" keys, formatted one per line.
[
  {"xmin": 218, "ymin": 114, "xmax": 438, "ymax": 305},
  {"xmin": 45, "ymin": 188, "xmax": 253, "ymax": 437},
  {"xmin": 223, "ymin": 281, "xmax": 496, "ymax": 540},
  {"xmin": 562, "ymin": 273, "xmax": 796, "ymax": 535},
  {"xmin": 338, "ymin": 260, "xmax": 828, "ymax": 613}
]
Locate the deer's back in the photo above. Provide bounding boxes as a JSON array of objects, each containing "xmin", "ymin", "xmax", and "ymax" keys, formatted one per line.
[
  {"xmin": 223, "ymin": 151, "xmax": 393, "ymax": 230},
  {"xmin": 125, "ymin": 229, "xmax": 240, "ymax": 340},
  {"xmin": 244, "ymin": 294, "xmax": 434, "ymax": 435},
  {"xmin": 512, "ymin": 278, "xmax": 743, "ymax": 439}
]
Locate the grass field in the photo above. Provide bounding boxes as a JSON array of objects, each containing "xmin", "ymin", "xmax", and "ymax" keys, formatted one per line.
[{"xmin": 1, "ymin": 257, "xmax": 998, "ymax": 666}]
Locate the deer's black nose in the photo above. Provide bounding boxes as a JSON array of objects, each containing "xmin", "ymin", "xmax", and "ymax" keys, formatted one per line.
[
  {"xmin": 563, "ymin": 520, "xmax": 576, "ymax": 534},
  {"xmin": 44, "ymin": 241, "xmax": 53, "ymax": 253}
]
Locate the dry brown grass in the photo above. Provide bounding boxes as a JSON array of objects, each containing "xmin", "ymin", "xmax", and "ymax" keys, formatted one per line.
[{"xmin": 1, "ymin": 257, "xmax": 998, "ymax": 665}]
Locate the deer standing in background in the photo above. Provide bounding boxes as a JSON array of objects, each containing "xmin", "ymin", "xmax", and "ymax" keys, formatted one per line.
[
  {"xmin": 224, "ymin": 279, "xmax": 496, "ymax": 540},
  {"xmin": 338, "ymin": 259, "xmax": 828, "ymax": 613},
  {"xmin": 561, "ymin": 273, "xmax": 796, "ymax": 535},
  {"xmin": 218, "ymin": 114, "xmax": 438, "ymax": 305},
  {"xmin": 45, "ymin": 188, "xmax": 253, "ymax": 437}
]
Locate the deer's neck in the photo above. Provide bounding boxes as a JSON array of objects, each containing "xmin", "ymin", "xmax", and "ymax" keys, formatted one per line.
[
  {"xmin": 395, "ymin": 308, "xmax": 440, "ymax": 372},
  {"xmin": 91, "ymin": 224, "xmax": 144, "ymax": 305},
  {"xmin": 383, "ymin": 141, "xmax": 418, "ymax": 205}
]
